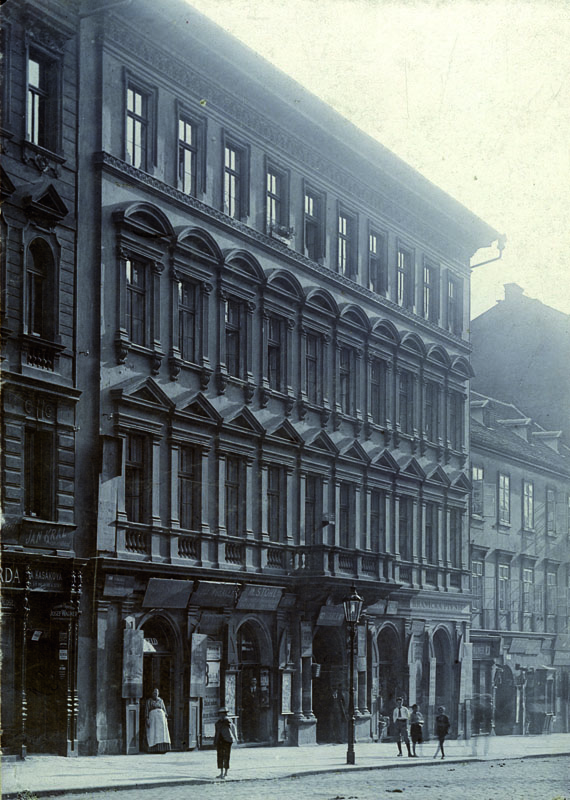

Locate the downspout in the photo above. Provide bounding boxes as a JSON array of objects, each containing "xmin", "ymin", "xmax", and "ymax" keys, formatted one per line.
[{"xmin": 470, "ymin": 234, "xmax": 507, "ymax": 270}]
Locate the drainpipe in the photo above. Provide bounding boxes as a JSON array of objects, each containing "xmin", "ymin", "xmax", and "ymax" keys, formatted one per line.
[{"xmin": 470, "ymin": 234, "xmax": 507, "ymax": 270}]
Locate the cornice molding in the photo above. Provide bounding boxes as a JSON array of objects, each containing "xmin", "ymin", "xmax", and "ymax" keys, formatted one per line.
[
  {"xmin": 103, "ymin": 18, "xmax": 481, "ymax": 261},
  {"xmin": 97, "ymin": 151, "xmax": 470, "ymax": 354}
]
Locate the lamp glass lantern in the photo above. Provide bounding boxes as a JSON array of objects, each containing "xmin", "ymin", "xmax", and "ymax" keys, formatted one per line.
[{"xmin": 343, "ymin": 587, "xmax": 363, "ymax": 624}]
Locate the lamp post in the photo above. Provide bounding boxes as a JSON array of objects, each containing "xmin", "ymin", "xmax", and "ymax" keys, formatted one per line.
[{"xmin": 343, "ymin": 585, "xmax": 363, "ymax": 765}]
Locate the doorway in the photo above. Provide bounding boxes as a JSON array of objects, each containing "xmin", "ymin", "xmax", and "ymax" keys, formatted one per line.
[{"xmin": 140, "ymin": 618, "xmax": 175, "ymax": 751}]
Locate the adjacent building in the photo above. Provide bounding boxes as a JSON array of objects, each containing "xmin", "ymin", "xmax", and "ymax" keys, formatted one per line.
[
  {"xmin": 471, "ymin": 283, "xmax": 570, "ymax": 441},
  {"xmin": 2, "ymin": 0, "xmax": 501, "ymax": 756},
  {"xmin": 469, "ymin": 393, "xmax": 570, "ymax": 735}
]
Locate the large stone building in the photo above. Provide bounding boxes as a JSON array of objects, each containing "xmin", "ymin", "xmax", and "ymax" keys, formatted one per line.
[
  {"xmin": 2, "ymin": 0, "xmax": 501, "ymax": 756},
  {"xmin": 469, "ymin": 392, "xmax": 570, "ymax": 735}
]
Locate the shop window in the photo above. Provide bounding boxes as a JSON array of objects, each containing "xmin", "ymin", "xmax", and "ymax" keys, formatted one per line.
[
  {"xmin": 125, "ymin": 433, "xmax": 149, "ymax": 523},
  {"xmin": 225, "ymin": 455, "xmax": 246, "ymax": 536},
  {"xmin": 27, "ymin": 48, "xmax": 59, "ymax": 151},
  {"xmin": 24, "ymin": 428, "xmax": 54, "ymax": 519},
  {"xmin": 179, "ymin": 445, "xmax": 200, "ymax": 531}
]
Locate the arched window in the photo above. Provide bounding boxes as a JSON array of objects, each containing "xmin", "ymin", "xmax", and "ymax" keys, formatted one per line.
[{"xmin": 26, "ymin": 238, "xmax": 55, "ymax": 340}]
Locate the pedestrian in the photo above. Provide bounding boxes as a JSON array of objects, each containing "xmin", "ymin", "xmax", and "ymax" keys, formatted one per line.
[
  {"xmin": 145, "ymin": 688, "xmax": 171, "ymax": 753},
  {"xmin": 214, "ymin": 706, "xmax": 237, "ymax": 779},
  {"xmin": 433, "ymin": 705, "xmax": 450, "ymax": 759},
  {"xmin": 392, "ymin": 696, "xmax": 412, "ymax": 757},
  {"xmin": 409, "ymin": 703, "xmax": 424, "ymax": 757}
]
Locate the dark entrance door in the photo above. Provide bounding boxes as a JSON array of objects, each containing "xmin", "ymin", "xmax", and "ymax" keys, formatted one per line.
[
  {"xmin": 140, "ymin": 619, "xmax": 174, "ymax": 751},
  {"xmin": 312, "ymin": 628, "xmax": 347, "ymax": 743},
  {"xmin": 26, "ymin": 626, "xmax": 67, "ymax": 754}
]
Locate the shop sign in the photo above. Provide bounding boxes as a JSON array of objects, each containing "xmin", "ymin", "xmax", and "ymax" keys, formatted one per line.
[
  {"xmin": 386, "ymin": 600, "xmax": 398, "ymax": 615},
  {"xmin": 190, "ymin": 633, "xmax": 208, "ymax": 696},
  {"xmin": 142, "ymin": 578, "xmax": 193, "ymax": 609},
  {"xmin": 316, "ymin": 605, "xmax": 345, "ymax": 626},
  {"xmin": 122, "ymin": 628, "xmax": 143, "ymax": 698},
  {"xmin": 281, "ymin": 672, "xmax": 292, "ymax": 715},
  {"xmin": 236, "ymin": 584, "xmax": 283, "ymax": 611},
  {"xmin": 207, "ymin": 642, "xmax": 222, "ymax": 661},
  {"xmin": 1, "ymin": 565, "xmax": 65, "ymax": 592},
  {"xmin": 50, "ymin": 603, "xmax": 77, "ymax": 620},
  {"xmin": 19, "ymin": 523, "xmax": 73, "ymax": 550},
  {"xmin": 0, "ymin": 565, "xmax": 23, "ymax": 588},
  {"xmin": 104, "ymin": 574, "xmax": 135, "ymax": 597},
  {"xmin": 190, "ymin": 581, "xmax": 239, "ymax": 607}
]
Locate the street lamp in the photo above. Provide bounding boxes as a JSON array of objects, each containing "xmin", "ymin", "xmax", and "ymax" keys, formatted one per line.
[{"xmin": 343, "ymin": 585, "xmax": 363, "ymax": 765}]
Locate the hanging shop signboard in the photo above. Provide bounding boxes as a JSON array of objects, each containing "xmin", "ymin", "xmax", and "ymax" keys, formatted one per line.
[
  {"xmin": 236, "ymin": 584, "xmax": 283, "ymax": 611},
  {"xmin": 19, "ymin": 522, "xmax": 74, "ymax": 551}
]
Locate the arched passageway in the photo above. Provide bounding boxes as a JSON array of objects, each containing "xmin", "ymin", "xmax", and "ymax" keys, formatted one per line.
[{"xmin": 312, "ymin": 628, "xmax": 347, "ymax": 743}]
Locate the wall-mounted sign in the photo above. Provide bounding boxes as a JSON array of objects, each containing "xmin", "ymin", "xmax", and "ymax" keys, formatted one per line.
[
  {"xmin": 236, "ymin": 584, "xmax": 283, "ymax": 611},
  {"xmin": 1, "ymin": 565, "xmax": 65, "ymax": 593},
  {"xmin": 190, "ymin": 581, "xmax": 239, "ymax": 607},
  {"xmin": 50, "ymin": 603, "xmax": 77, "ymax": 620},
  {"xmin": 281, "ymin": 672, "xmax": 292, "ymax": 714},
  {"xmin": 104, "ymin": 574, "xmax": 135, "ymax": 597},
  {"xmin": 142, "ymin": 578, "xmax": 193, "ymax": 608},
  {"xmin": 316, "ymin": 605, "xmax": 344, "ymax": 626},
  {"xmin": 122, "ymin": 628, "xmax": 143, "ymax": 699},
  {"xmin": 300, "ymin": 622, "xmax": 313, "ymax": 658},
  {"xmin": 19, "ymin": 523, "xmax": 74, "ymax": 551}
]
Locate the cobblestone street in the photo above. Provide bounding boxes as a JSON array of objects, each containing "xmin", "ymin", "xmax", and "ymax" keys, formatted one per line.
[{"xmin": 37, "ymin": 756, "xmax": 568, "ymax": 800}]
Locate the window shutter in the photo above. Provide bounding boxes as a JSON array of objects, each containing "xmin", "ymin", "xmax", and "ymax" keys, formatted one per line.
[{"xmin": 483, "ymin": 484, "xmax": 496, "ymax": 518}]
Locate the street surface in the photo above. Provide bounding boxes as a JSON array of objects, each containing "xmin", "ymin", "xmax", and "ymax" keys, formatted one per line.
[{"xmin": 38, "ymin": 756, "xmax": 568, "ymax": 800}]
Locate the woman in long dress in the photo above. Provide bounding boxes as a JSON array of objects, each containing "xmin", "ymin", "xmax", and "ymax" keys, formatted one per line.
[{"xmin": 146, "ymin": 688, "xmax": 171, "ymax": 753}]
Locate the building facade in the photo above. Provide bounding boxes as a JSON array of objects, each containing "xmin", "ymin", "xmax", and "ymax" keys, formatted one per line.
[
  {"xmin": 469, "ymin": 393, "xmax": 570, "ymax": 735},
  {"xmin": 2, "ymin": 0, "xmax": 500, "ymax": 756}
]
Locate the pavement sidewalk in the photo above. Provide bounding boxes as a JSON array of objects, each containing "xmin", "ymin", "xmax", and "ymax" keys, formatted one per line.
[{"xmin": 2, "ymin": 734, "xmax": 569, "ymax": 799}]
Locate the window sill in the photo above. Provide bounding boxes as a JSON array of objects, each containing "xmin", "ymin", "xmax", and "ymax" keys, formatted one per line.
[
  {"xmin": 497, "ymin": 522, "xmax": 511, "ymax": 530},
  {"xmin": 471, "ymin": 514, "xmax": 484, "ymax": 522}
]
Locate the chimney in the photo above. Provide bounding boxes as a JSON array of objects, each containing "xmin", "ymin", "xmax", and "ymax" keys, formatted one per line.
[{"xmin": 504, "ymin": 283, "xmax": 525, "ymax": 302}]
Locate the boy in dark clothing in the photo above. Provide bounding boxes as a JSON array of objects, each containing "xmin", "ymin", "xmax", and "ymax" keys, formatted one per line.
[
  {"xmin": 433, "ymin": 706, "xmax": 450, "ymax": 759},
  {"xmin": 213, "ymin": 707, "xmax": 237, "ymax": 778}
]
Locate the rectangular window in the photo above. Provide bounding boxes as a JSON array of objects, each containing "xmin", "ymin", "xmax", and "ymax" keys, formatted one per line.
[
  {"xmin": 125, "ymin": 434, "xmax": 147, "ymax": 523},
  {"xmin": 447, "ymin": 274, "xmax": 463, "ymax": 335},
  {"xmin": 523, "ymin": 480, "xmax": 534, "ymax": 530},
  {"xmin": 27, "ymin": 51, "xmax": 58, "ymax": 150},
  {"xmin": 224, "ymin": 141, "xmax": 249, "ymax": 219},
  {"xmin": 126, "ymin": 258, "xmax": 146, "ymax": 346},
  {"xmin": 498, "ymin": 473, "xmax": 510, "ymax": 524},
  {"xmin": 305, "ymin": 474, "xmax": 321, "ymax": 547},
  {"xmin": 450, "ymin": 508, "xmax": 461, "ymax": 569},
  {"xmin": 27, "ymin": 262, "xmax": 45, "ymax": 337},
  {"xmin": 266, "ymin": 166, "xmax": 289, "ymax": 232},
  {"xmin": 304, "ymin": 189, "xmax": 323, "ymax": 261},
  {"xmin": 369, "ymin": 230, "xmax": 387, "ymax": 295},
  {"xmin": 267, "ymin": 316, "xmax": 285, "ymax": 392},
  {"xmin": 472, "ymin": 559, "xmax": 483, "ymax": 611},
  {"xmin": 126, "ymin": 85, "xmax": 148, "ymax": 170},
  {"xmin": 24, "ymin": 428, "xmax": 53, "ymax": 519},
  {"xmin": 370, "ymin": 489, "xmax": 385, "ymax": 552},
  {"xmin": 424, "ymin": 381, "xmax": 438, "ymax": 442},
  {"xmin": 178, "ymin": 117, "xmax": 197, "ymax": 195},
  {"xmin": 370, "ymin": 358, "xmax": 386, "ymax": 425},
  {"xmin": 425, "ymin": 502, "xmax": 438, "ymax": 564},
  {"xmin": 522, "ymin": 567, "xmax": 534, "ymax": 615},
  {"xmin": 225, "ymin": 298, "xmax": 244, "ymax": 378},
  {"xmin": 305, "ymin": 332, "xmax": 320, "ymax": 405},
  {"xmin": 337, "ymin": 211, "xmax": 356, "ymax": 276},
  {"xmin": 339, "ymin": 482, "xmax": 353, "ymax": 549},
  {"xmin": 398, "ymin": 370, "xmax": 414, "ymax": 434},
  {"xmin": 546, "ymin": 571, "xmax": 557, "ymax": 624},
  {"xmin": 397, "ymin": 246, "xmax": 413, "ymax": 309},
  {"xmin": 546, "ymin": 488, "xmax": 556, "ymax": 534},
  {"xmin": 226, "ymin": 456, "xmax": 245, "ymax": 536},
  {"xmin": 423, "ymin": 261, "xmax": 439, "ymax": 322},
  {"xmin": 179, "ymin": 445, "xmax": 200, "ymax": 530},
  {"xmin": 449, "ymin": 391, "xmax": 464, "ymax": 450},
  {"xmin": 179, "ymin": 279, "xmax": 196, "ymax": 362},
  {"xmin": 399, "ymin": 496, "xmax": 413, "ymax": 561},
  {"xmin": 267, "ymin": 465, "xmax": 285, "ymax": 543},
  {"xmin": 472, "ymin": 466, "xmax": 484, "ymax": 516},
  {"xmin": 339, "ymin": 346, "xmax": 354, "ymax": 415},
  {"xmin": 498, "ymin": 564, "xmax": 510, "ymax": 612}
]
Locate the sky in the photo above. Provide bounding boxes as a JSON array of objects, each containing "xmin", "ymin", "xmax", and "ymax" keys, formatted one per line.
[{"xmin": 187, "ymin": 0, "xmax": 570, "ymax": 320}]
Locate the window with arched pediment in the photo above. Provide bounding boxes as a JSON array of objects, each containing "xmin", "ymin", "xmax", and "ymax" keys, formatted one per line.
[{"xmin": 26, "ymin": 238, "xmax": 57, "ymax": 341}]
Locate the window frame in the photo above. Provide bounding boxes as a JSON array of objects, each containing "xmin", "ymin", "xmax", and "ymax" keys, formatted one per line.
[
  {"xmin": 472, "ymin": 559, "xmax": 484, "ymax": 611},
  {"xmin": 24, "ymin": 426, "xmax": 55, "ymax": 520},
  {"xmin": 546, "ymin": 487, "xmax": 556, "ymax": 535},
  {"xmin": 125, "ymin": 432, "xmax": 149, "ymax": 524},
  {"xmin": 498, "ymin": 563, "xmax": 510, "ymax": 612},
  {"xmin": 179, "ymin": 444, "xmax": 201, "ymax": 531},
  {"xmin": 398, "ymin": 369, "xmax": 414, "ymax": 435},
  {"xmin": 339, "ymin": 344, "xmax": 356, "ymax": 416},
  {"xmin": 26, "ymin": 44, "xmax": 61, "ymax": 153},
  {"xmin": 522, "ymin": 479, "xmax": 535, "ymax": 531},
  {"xmin": 225, "ymin": 454, "xmax": 246, "ymax": 537},
  {"xmin": 124, "ymin": 72, "xmax": 157, "ymax": 173},
  {"xmin": 305, "ymin": 330, "xmax": 323, "ymax": 406},
  {"xmin": 303, "ymin": 183, "xmax": 325, "ymax": 262},
  {"xmin": 396, "ymin": 243, "xmax": 414, "ymax": 310},
  {"xmin": 425, "ymin": 501, "xmax": 438, "ymax": 564},
  {"xmin": 498, "ymin": 472, "xmax": 510, "ymax": 525},
  {"xmin": 370, "ymin": 356, "xmax": 387, "ymax": 426},
  {"xmin": 368, "ymin": 227, "xmax": 387, "ymax": 295},
  {"xmin": 176, "ymin": 108, "xmax": 207, "ymax": 197},
  {"xmin": 424, "ymin": 380, "xmax": 439, "ymax": 443},
  {"xmin": 471, "ymin": 465, "xmax": 484, "ymax": 517},
  {"xmin": 448, "ymin": 390, "xmax": 465, "ymax": 451},
  {"xmin": 267, "ymin": 313, "xmax": 287, "ymax": 393},
  {"xmin": 339, "ymin": 481, "xmax": 355, "ymax": 549},
  {"xmin": 422, "ymin": 258, "xmax": 440, "ymax": 323},
  {"xmin": 265, "ymin": 160, "xmax": 290, "ymax": 234},
  {"xmin": 267, "ymin": 463, "xmax": 286, "ymax": 543},
  {"xmin": 398, "ymin": 495, "xmax": 413, "ymax": 562},
  {"xmin": 222, "ymin": 133, "xmax": 250, "ymax": 220},
  {"xmin": 447, "ymin": 272, "xmax": 464, "ymax": 336},
  {"xmin": 337, "ymin": 206, "xmax": 357, "ymax": 277}
]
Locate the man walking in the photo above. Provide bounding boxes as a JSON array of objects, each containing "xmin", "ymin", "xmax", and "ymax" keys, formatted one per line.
[{"xmin": 392, "ymin": 696, "xmax": 412, "ymax": 757}]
